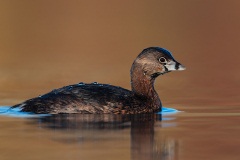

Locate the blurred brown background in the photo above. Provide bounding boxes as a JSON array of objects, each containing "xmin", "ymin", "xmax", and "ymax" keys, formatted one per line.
[{"xmin": 0, "ymin": 0, "xmax": 239, "ymax": 108}]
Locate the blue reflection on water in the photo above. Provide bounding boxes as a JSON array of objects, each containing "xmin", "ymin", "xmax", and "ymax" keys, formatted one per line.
[
  {"xmin": 158, "ymin": 107, "xmax": 180, "ymax": 114},
  {"xmin": 0, "ymin": 106, "xmax": 49, "ymax": 118},
  {"xmin": 0, "ymin": 106, "xmax": 179, "ymax": 118}
]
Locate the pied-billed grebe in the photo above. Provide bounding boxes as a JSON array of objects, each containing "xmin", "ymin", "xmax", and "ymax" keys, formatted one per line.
[{"xmin": 12, "ymin": 47, "xmax": 185, "ymax": 114}]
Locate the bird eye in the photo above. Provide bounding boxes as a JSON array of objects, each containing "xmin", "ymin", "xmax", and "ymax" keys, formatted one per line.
[{"xmin": 159, "ymin": 57, "xmax": 167, "ymax": 64}]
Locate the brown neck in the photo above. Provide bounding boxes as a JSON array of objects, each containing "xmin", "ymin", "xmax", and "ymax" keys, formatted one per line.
[{"xmin": 130, "ymin": 64, "xmax": 161, "ymax": 109}]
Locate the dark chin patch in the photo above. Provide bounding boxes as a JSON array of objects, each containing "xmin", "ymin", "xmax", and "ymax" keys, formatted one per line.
[
  {"xmin": 151, "ymin": 71, "xmax": 171, "ymax": 78},
  {"xmin": 151, "ymin": 73, "xmax": 160, "ymax": 78},
  {"xmin": 151, "ymin": 66, "xmax": 171, "ymax": 78}
]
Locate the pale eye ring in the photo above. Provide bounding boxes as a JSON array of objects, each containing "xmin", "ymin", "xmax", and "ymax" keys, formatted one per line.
[{"xmin": 159, "ymin": 57, "xmax": 167, "ymax": 64}]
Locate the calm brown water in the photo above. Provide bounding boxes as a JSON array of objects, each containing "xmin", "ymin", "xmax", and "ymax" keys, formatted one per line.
[
  {"xmin": 0, "ymin": 1, "xmax": 240, "ymax": 160},
  {"xmin": 1, "ymin": 108, "xmax": 240, "ymax": 160}
]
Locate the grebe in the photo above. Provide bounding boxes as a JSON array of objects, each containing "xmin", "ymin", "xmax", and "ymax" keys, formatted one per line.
[{"xmin": 12, "ymin": 47, "xmax": 185, "ymax": 114}]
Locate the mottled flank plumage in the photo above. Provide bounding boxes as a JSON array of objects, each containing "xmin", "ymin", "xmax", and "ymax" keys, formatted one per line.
[
  {"xmin": 14, "ymin": 83, "xmax": 149, "ymax": 114},
  {"xmin": 12, "ymin": 47, "xmax": 185, "ymax": 114}
]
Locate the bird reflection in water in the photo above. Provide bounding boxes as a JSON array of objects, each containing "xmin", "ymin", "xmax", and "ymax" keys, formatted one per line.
[{"xmin": 34, "ymin": 114, "xmax": 178, "ymax": 160}]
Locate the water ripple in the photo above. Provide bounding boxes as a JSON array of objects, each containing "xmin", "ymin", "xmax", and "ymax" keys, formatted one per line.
[{"xmin": 0, "ymin": 106, "xmax": 179, "ymax": 118}]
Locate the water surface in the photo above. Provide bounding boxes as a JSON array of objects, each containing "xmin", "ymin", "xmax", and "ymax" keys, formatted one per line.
[{"xmin": 0, "ymin": 106, "xmax": 240, "ymax": 160}]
